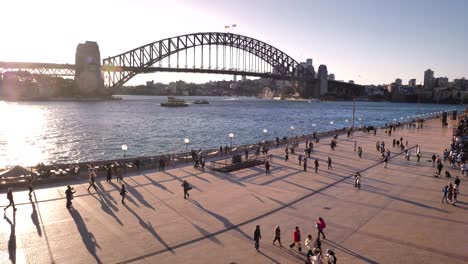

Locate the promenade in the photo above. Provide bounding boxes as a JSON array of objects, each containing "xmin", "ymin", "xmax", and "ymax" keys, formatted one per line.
[{"xmin": 1, "ymin": 118, "xmax": 467, "ymax": 264}]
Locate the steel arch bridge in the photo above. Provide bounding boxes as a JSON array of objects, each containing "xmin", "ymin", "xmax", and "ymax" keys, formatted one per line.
[{"xmin": 102, "ymin": 32, "xmax": 313, "ymax": 88}]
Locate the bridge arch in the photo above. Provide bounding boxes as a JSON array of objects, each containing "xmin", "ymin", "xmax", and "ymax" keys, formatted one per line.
[{"xmin": 102, "ymin": 32, "xmax": 311, "ymax": 88}]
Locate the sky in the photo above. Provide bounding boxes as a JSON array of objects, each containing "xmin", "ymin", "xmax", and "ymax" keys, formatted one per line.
[{"xmin": 0, "ymin": 0, "xmax": 467, "ymax": 85}]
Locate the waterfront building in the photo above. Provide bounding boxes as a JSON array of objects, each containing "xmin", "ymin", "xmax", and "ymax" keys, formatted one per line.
[
  {"xmin": 349, "ymin": 80, "xmax": 355, "ymax": 84},
  {"xmin": 424, "ymin": 69, "xmax": 434, "ymax": 89},
  {"xmin": 435, "ymin": 77, "xmax": 449, "ymax": 88},
  {"xmin": 395, "ymin": 78, "xmax": 402, "ymax": 85},
  {"xmin": 408, "ymin": 79, "xmax": 416, "ymax": 87}
]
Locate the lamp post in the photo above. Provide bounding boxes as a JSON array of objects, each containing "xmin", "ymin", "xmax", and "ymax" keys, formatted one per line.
[
  {"xmin": 345, "ymin": 119, "xmax": 349, "ymax": 128},
  {"xmin": 121, "ymin": 144, "xmax": 128, "ymax": 158},
  {"xmin": 290, "ymin": 126, "xmax": 295, "ymax": 138},
  {"xmin": 263, "ymin": 129, "xmax": 268, "ymax": 143},
  {"xmin": 184, "ymin": 138, "xmax": 190, "ymax": 163},
  {"xmin": 229, "ymin": 133, "xmax": 234, "ymax": 149}
]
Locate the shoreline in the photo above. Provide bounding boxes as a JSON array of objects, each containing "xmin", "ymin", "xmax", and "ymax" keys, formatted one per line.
[{"xmin": 1, "ymin": 116, "xmax": 442, "ymax": 187}]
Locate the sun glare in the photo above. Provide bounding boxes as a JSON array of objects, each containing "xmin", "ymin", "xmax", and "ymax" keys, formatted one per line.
[{"xmin": 0, "ymin": 101, "xmax": 49, "ymax": 168}]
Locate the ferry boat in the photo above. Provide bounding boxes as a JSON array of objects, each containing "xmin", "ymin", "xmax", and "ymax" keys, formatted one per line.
[
  {"xmin": 193, "ymin": 99, "xmax": 209, "ymax": 104},
  {"xmin": 161, "ymin": 97, "xmax": 189, "ymax": 107}
]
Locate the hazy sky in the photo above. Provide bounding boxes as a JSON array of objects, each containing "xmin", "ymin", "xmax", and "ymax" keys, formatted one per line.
[{"xmin": 0, "ymin": 0, "xmax": 467, "ymax": 85}]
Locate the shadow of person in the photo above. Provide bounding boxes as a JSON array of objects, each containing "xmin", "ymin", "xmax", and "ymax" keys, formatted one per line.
[
  {"xmin": 30, "ymin": 199, "xmax": 42, "ymax": 237},
  {"xmin": 68, "ymin": 209, "xmax": 103, "ymax": 264},
  {"xmin": 188, "ymin": 199, "xmax": 251, "ymax": 241},
  {"xmin": 123, "ymin": 203, "xmax": 174, "ymax": 254},
  {"xmin": 5, "ymin": 213, "xmax": 16, "ymax": 264},
  {"xmin": 124, "ymin": 183, "xmax": 156, "ymax": 210}
]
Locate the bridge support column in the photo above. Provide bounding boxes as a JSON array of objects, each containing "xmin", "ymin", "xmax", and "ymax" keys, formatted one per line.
[{"xmin": 75, "ymin": 41, "xmax": 104, "ymax": 95}]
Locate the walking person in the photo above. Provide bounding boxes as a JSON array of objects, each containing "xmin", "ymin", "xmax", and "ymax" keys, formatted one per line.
[
  {"xmin": 316, "ymin": 217, "xmax": 326, "ymax": 239},
  {"xmin": 272, "ymin": 225, "xmax": 282, "ymax": 246},
  {"xmin": 311, "ymin": 248, "xmax": 323, "ymax": 264},
  {"xmin": 455, "ymin": 176, "xmax": 461, "ymax": 194},
  {"xmin": 120, "ymin": 183, "xmax": 128, "ymax": 204},
  {"xmin": 4, "ymin": 188, "xmax": 17, "ymax": 212},
  {"xmin": 358, "ymin": 146, "xmax": 362, "ymax": 158},
  {"xmin": 327, "ymin": 157, "xmax": 332, "ymax": 170},
  {"xmin": 452, "ymin": 186, "xmax": 458, "ymax": 206},
  {"xmin": 305, "ymin": 234, "xmax": 314, "ymax": 258},
  {"xmin": 314, "ymin": 159, "xmax": 319, "ymax": 173},
  {"xmin": 326, "ymin": 249, "xmax": 337, "ymax": 264},
  {"xmin": 436, "ymin": 162, "xmax": 444, "ymax": 177},
  {"xmin": 289, "ymin": 226, "xmax": 302, "ymax": 252},
  {"xmin": 354, "ymin": 140, "xmax": 357, "ymax": 151},
  {"xmin": 253, "ymin": 225, "xmax": 262, "ymax": 251},
  {"xmin": 65, "ymin": 185, "xmax": 76, "ymax": 209},
  {"xmin": 87, "ymin": 169, "xmax": 97, "ymax": 192},
  {"xmin": 181, "ymin": 180, "xmax": 192, "ymax": 199},
  {"xmin": 432, "ymin": 153, "xmax": 437, "ymax": 167},
  {"xmin": 106, "ymin": 164, "xmax": 112, "ymax": 183},
  {"xmin": 265, "ymin": 160, "xmax": 271, "ymax": 175},
  {"xmin": 298, "ymin": 153, "xmax": 303, "ymax": 166},
  {"xmin": 27, "ymin": 177, "xmax": 34, "ymax": 198},
  {"xmin": 383, "ymin": 154, "xmax": 389, "ymax": 168},
  {"xmin": 354, "ymin": 172, "xmax": 361, "ymax": 188},
  {"xmin": 303, "ymin": 157, "xmax": 308, "ymax": 172}
]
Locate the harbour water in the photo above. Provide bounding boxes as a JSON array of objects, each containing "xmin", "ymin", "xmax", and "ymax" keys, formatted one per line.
[{"xmin": 0, "ymin": 96, "xmax": 463, "ymax": 168}]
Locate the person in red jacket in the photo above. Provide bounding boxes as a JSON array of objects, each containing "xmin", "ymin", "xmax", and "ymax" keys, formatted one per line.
[
  {"xmin": 316, "ymin": 217, "xmax": 326, "ymax": 239},
  {"xmin": 289, "ymin": 226, "xmax": 302, "ymax": 252}
]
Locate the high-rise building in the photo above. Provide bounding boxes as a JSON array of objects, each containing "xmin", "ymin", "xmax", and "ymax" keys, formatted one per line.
[
  {"xmin": 408, "ymin": 79, "xmax": 416, "ymax": 87},
  {"xmin": 436, "ymin": 77, "xmax": 449, "ymax": 88},
  {"xmin": 424, "ymin": 69, "xmax": 434, "ymax": 88},
  {"xmin": 395, "ymin": 78, "xmax": 402, "ymax": 85},
  {"xmin": 328, "ymin": 74, "xmax": 335, "ymax": 80},
  {"xmin": 306, "ymin": 58, "xmax": 313, "ymax": 66}
]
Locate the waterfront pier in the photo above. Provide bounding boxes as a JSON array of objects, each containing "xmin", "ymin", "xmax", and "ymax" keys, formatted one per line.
[{"xmin": 1, "ymin": 118, "xmax": 467, "ymax": 263}]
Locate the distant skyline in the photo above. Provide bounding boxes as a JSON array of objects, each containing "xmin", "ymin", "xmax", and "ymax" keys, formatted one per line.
[{"xmin": 0, "ymin": 0, "xmax": 467, "ymax": 85}]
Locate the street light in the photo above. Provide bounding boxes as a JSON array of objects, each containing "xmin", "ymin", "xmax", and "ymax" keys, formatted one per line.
[
  {"xmin": 263, "ymin": 129, "xmax": 268, "ymax": 142},
  {"xmin": 229, "ymin": 133, "xmax": 234, "ymax": 149},
  {"xmin": 184, "ymin": 138, "xmax": 190, "ymax": 163},
  {"xmin": 345, "ymin": 119, "xmax": 349, "ymax": 128},
  {"xmin": 121, "ymin": 144, "xmax": 128, "ymax": 158},
  {"xmin": 290, "ymin": 126, "xmax": 295, "ymax": 138}
]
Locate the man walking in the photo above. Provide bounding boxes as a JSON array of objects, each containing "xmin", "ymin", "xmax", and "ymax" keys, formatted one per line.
[
  {"xmin": 314, "ymin": 159, "xmax": 319, "ymax": 173},
  {"xmin": 182, "ymin": 180, "xmax": 192, "ymax": 199},
  {"xmin": 289, "ymin": 226, "xmax": 302, "ymax": 252},
  {"xmin": 87, "ymin": 169, "xmax": 97, "ymax": 192},
  {"xmin": 4, "ymin": 188, "xmax": 17, "ymax": 212},
  {"xmin": 106, "ymin": 164, "xmax": 112, "ymax": 183},
  {"xmin": 327, "ymin": 157, "xmax": 332, "ymax": 170},
  {"xmin": 120, "ymin": 183, "xmax": 129, "ymax": 204},
  {"xmin": 303, "ymin": 157, "xmax": 307, "ymax": 172},
  {"xmin": 265, "ymin": 160, "xmax": 271, "ymax": 175},
  {"xmin": 65, "ymin": 185, "xmax": 76, "ymax": 209},
  {"xmin": 27, "ymin": 177, "xmax": 34, "ymax": 198},
  {"xmin": 254, "ymin": 225, "xmax": 262, "ymax": 251},
  {"xmin": 273, "ymin": 225, "xmax": 282, "ymax": 246}
]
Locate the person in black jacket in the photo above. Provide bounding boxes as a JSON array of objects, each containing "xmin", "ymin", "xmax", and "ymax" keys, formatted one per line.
[
  {"xmin": 254, "ymin": 225, "xmax": 262, "ymax": 251},
  {"xmin": 65, "ymin": 185, "xmax": 76, "ymax": 209},
  {"xmin": 120, "ymin": 183, "xmax": 129, "ymax": 204},
  {"xmin": 182, "ymin": 180, "xmax": 192, "ymax": 199},
  {"xmin": 4, "ymin": 188, "xmax": 16, "ymax": 212}
]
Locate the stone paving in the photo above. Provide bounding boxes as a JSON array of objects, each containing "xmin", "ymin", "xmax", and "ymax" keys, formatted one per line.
[{"xmin": 1, "ymin": 118, "xmax": 468, "ymax": 264}]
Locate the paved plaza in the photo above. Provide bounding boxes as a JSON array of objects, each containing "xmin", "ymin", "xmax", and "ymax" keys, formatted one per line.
[{"xmin": 1, "ymin": 118, "xmax": 468, "ymax": 263}]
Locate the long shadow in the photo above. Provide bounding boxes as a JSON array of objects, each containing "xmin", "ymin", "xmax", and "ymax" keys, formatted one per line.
[
  {"xmin": 30, "ymin": 199, "xmax": 42, "ymax": 237},
  {"xmin": 89, "ymin": 190, "xmax": 124, "ymax": 226},
  {"xmin": 95, "ymin": 180, "xmax": 117, "ymax": 203},
  {"xmin": 123, "ymin": 203, "xmax": 174, "ymax": 254},
  {"xmin": 143, "ymin": 174, "xmax": 174, "ymax": 194},
  {"xmin": 68, "ymin": 209, "xmax": 102, "ymax": 264},
  {"xmin": 250, "ymin": 193, "xmax": 264, "ymax": 203},
  {"xmin": 124, "ymin": 180, "xmax": 156, "ymax": 210},
  {"xmin": 191, "ymin": 223, "xmax": 223, "ymax": 245},
  {"xmin": 109, "ymin": 181, "xmax": 139, "ymax": 207},
  {"xmin": 189, "ymin": 199, "xmax": 251, "ymax": 241},
  {"xmin": 258, "ymin": 250, "xmax": 281, "ymax": 264},
  {"xmin": 5, "ymin": 214, "xmax": 16, "ymax": 264},
  {"xmin": 364, "ymin": 188, "xmax": 449, "ymax": 213},
  {"xmin": 326, "ymin": 240, "xmax": 379, "ymax": 264},
  {"xmin": 179, "ymin": 168, "xmax": 211, "ymax": 183},
  {"xmin": 266, "ymin": 196, "xmax": 296, "ymax": 209}
]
